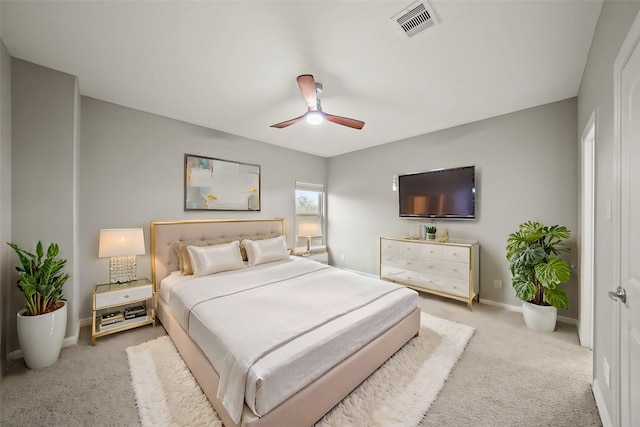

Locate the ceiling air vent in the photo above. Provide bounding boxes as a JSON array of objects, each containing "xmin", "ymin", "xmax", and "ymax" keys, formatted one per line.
[{"xmin": 391, "ymin": 1, "xmax": 438, "ymax": 38}]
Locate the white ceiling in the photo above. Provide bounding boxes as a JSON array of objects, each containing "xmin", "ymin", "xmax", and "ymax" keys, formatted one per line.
[{"xmin": 1, "ymin": 1, "xmax": 602, "ymax": 158}]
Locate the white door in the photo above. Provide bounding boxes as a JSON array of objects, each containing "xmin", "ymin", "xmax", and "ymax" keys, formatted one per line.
[{"xmin": 618, "ymin": 26, "xmax": 640, "ymax": 427}]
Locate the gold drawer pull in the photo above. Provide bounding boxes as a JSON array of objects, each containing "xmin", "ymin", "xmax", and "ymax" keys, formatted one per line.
[{"xmin": 124, "ymin": 294, "xmax": 130, "ymax": 299}]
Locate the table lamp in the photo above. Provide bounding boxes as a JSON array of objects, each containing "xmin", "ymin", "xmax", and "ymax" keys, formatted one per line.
[
  {"xmin": 298, "ymin": 222, "xmax": 322, "ymax": 255},
  {"xmin": 98, "ymin": 228, "xmax": 145, "ymax": 283}
]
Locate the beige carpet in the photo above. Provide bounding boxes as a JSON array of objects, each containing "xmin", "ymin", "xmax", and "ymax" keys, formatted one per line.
[
  {"xmin": 1, "ymin": 294, "xmax": 600, "ymax": 426},
  {"xmin": 127, "ymin": 312, "xmax": 474, "ymax": 427}
]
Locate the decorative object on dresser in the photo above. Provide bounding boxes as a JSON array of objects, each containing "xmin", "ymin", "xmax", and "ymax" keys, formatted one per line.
[
  {"xmin": 437, "ymin": 227, "xmax": 449, "ymax": 243},
  {"xmin": 98, "ymin": 228, "xmax": 146, "ymax": 283},
  {"xmin": 380, "ymin": 237, "xmax": 480, "ymax": 310},
  {"xmin": 91, "ymin": 278, "xmax": 154, "ymax": 345},
  {"xmin": 425, "ymin": 225, "xmax": 437, "ymax": 240},
  {"xmin": 506, "ymin": 221, "xmax": 571, "ymax": 332},
  {"xmin": 7, "ymin": 241, "xmax": 69, "ymax": 369}
]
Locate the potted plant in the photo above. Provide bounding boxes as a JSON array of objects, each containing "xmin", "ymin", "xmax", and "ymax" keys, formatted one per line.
[
  {"xmin": 7, "ymin": 241, "xmax": 69, "ymax": 368},
  {"xmin": 505, "ymin": 221, "xmax": 571, "ymax": 332},
  {"xmin": 425, "ymin": 225, "xmax": 437, "ymax": 240}
]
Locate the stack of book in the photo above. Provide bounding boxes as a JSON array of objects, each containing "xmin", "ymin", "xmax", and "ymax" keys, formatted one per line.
[
  {"xmin": 124, "ymin": 305, "xmax": 147, "ymax": 320},
  {"xmin": 101, "ymin": 311, "xmax": 124, "ymax": 326}
]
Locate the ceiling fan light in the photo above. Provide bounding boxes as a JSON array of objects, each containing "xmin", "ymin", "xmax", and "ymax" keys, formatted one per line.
[{"xmin": 306, "ymin": 111, "xmax": 324, "ymax": 125}]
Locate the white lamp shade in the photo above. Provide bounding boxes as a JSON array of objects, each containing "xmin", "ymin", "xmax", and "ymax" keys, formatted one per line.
[
  {"xmin": 98, "ymin": 228, "xmax": 145, "ymax": 257},
  {"xmin": 298, "ymin": 222, "xmax": 322, "ymax": 237}
]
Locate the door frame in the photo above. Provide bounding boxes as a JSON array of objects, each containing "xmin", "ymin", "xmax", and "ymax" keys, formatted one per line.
[{"xmin": 579, "ymin": 109, "xmax": 596, "ymax": 349}]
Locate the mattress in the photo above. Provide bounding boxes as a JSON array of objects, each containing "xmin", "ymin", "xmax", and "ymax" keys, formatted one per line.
[{"xmin": 160, "ymin": 257, "xmax": 418, "ymax": 422}]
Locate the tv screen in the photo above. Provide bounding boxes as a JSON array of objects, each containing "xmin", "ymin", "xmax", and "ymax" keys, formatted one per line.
[{"xmin": 398, "ymin": 166, "xmax": 475, "ymax": 219}]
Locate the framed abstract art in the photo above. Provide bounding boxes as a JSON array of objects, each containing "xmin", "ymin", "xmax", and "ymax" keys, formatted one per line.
[{"xmin": 184, "ymin": 154, "xmax": 261, "ymax": 211}]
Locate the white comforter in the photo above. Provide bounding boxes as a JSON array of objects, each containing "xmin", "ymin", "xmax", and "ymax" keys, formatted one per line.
[{"xmin": 169, "ymin": 257, "xmax": 412, "ymax": 424}]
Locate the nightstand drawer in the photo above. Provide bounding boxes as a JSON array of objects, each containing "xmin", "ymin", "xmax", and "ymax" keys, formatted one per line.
[{"xmin": 94, "ymin": 284, "xmax": 152, "ymax": 309}]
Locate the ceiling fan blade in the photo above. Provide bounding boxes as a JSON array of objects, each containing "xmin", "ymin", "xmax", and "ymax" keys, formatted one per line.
[
  {"xmin": 325, "ymin": 113, "xmax": 365, "ymax": 130},
  {"xmin": 270, "ymin": 113, "xmax": 307, "ymax": 129},
  {"xmin": 297, "ymin": 74, "xmax": 318, "ymax": 110}
]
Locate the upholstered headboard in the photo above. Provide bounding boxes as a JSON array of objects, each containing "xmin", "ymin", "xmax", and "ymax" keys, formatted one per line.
[{"xmin": 150, "ymin": 218, "xmax": 285, "ymax": 291}]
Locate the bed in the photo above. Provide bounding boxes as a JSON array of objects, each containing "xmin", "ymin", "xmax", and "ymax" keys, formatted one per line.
[{"xmin": 150, "ymin": 218, "xmax": 420, "ymax": 427}]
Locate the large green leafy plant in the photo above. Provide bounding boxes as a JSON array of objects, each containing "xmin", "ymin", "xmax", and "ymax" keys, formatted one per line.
[
  {"xmin": 7, "ymin": 241, "xmax": 69, "ymax": 316},
  {"xmin": 506, "ymin": 221, "xmax": 571, "ymax": 309}
]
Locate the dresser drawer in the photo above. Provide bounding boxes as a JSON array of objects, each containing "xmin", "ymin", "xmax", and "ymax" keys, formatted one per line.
[
  {"xmin": 381, "ymin": 239, "xmax": 420, "ymax": 256},
  {"xmin": 419, "ymin": 244, "xmax": 443, "ymax": 260},
  {"xmin": 416, "ymin": 273, "xmax": 469, "ymax": 297},
  {"xmin": 442, "ymin": 245, "xmax": 470, "ymax": 264},
  {"xmin": 94, "ymin": 284, "xmax": 152, "ymax": 309},
  {"xmin": 380, "ymin": 266, "xmax": 422, "ymax": 284},
  {"xmin": 420, "ymin": 258, "xmax": 470, "ymax": 281},
  {"xmin": 381, "ymin": 253, "xmax": 421, "ymax": 270}
]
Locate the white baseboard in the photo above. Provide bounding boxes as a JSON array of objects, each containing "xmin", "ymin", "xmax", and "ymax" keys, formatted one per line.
[
  {"xmin": 478, "ymin": 298, "xmax": 577, "ymax": 325},
  {"xmin": 79, "ymin": 316, "xmax": 92, "ymax": 328},
  {"xmin": 592, "ymin": 378, "xmax": 613, "ymax": 427}
]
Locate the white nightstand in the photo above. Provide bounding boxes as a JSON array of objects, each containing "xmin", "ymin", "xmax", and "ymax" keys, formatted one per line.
[
  {"xmin": 294, "ymin": 251, "xmax": 329, "ymax": 264},
  {"xmin": 91, "ymin": 278, "xmax": 155, "ymax": 345}
]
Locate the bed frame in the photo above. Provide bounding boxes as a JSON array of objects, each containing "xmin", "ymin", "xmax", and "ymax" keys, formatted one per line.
[{"xmin": 150, "ymin": 219, "xmax": 420, "ymax": 427}]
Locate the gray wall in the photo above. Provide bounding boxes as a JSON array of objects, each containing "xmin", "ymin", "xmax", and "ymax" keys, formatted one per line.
[
  {"xmin": 577, "ymin": 1, "xmax": 640, "ymax": 424},
  {"xmin": 78, "ymin": 97, "xmax": 326, "ymax": 320},
  {"xmin": 327, "ymin": 98, "xmax": 580, "ymax": 319},
  {"xmin": 0, "ymin": 40, "xmax": 11, "ymax": 370},
  {"xmin": 10, "ymin": 59, "xmax": 80, "ymax": 347}
]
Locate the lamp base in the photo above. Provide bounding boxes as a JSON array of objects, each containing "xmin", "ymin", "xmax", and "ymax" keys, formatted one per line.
[{"xmin": 109, "ymin": 255, "xmax": 137, "ymax": 284}]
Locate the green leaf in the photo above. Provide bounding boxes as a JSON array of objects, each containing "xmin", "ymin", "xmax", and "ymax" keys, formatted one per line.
[
  {"xmin": 535, "ymin": 258, "xmax": 571, "ymax": 288},
  {"xmin": 544, "ymin": 287, "xmax": 569, "ymax": 309},
  {"xmin": 510, "ymin": 246, "xmax": 546, "ymax": 270}
]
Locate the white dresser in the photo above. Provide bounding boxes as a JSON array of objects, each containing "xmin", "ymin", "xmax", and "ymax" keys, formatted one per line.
[{"xmin": 380, "ymin": 237, "xmax": 480, "ymax": 310}]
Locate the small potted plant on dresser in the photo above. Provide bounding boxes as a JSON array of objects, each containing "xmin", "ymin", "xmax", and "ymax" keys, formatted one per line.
[
  {"xmin": 7, "ymin": 241, "xmax": 69, "ymax": 369},
  {"xmin": 425, "ymin": 225, "xmax": 437, "ymax": 240},
  {"xmin": 506, "ymin": 221, "xmax": 571, "ymax": 332}
]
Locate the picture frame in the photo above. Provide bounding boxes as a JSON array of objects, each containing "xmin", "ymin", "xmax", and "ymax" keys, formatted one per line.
[{"xmin": 184, "ymin": 154, "xmax": 261, "ymax": 211}]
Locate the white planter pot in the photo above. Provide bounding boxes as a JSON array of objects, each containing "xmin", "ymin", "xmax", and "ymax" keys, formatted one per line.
[
  {"xmin": 16, "ymin": 301, "xmax": 67, "ymax": 369},
  {"xmin": 522, "ymin": 301, "xmax": 557, "ymax": 332}
]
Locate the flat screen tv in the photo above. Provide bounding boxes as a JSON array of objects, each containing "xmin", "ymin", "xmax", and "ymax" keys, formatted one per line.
[{"xmin": 398, "ymin": 166, "xmax": 475, "ymax": 219}]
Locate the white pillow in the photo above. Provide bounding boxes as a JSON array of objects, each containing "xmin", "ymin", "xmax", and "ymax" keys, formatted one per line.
[
  {"xmin": 244, "ymin": 235, "xmax": 289, "ymax": 266},
  {"xmin": 187, "ymin": 240, "xmax": 245, "ymax": 276}
]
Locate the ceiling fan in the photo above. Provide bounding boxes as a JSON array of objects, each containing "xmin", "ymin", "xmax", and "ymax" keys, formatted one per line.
[{"xmin": 271, "ymin": 74, "xmax": 365, "ymax": 130}]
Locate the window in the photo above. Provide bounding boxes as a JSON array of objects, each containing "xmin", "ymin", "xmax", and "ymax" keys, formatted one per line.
[{"xmin": 295, "ymin": 182, "xmax": 325, "ymax": 254}]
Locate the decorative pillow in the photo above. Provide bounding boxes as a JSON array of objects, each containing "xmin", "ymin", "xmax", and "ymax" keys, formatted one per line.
[
  {"xmin": 171, "ymin": 241, "xmax": 184, "ymax": 272},
  {"xmin": 244, "ymin": 235, "xmax": 289, "ymax": 266},
  {"xmin": 239, "ymin": 235, "xmax": 269, "ymax": 260},
  {"xmin": 177, "ymin": 239, "xmax": 228, "ymax": 275},
  {"xmin": 187, "ymin": 240, "xmax": 245, "ymax": 276}
]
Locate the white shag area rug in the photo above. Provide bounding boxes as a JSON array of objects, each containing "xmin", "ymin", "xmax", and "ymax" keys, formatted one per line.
[{"xmin": 126, "ymin": 312, "xmax": 474, "ymax": 427}]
